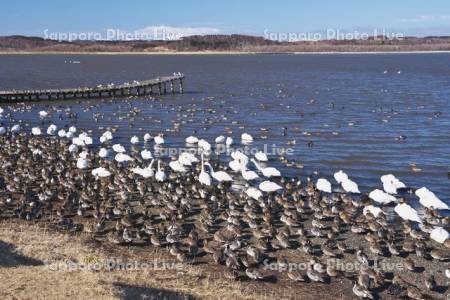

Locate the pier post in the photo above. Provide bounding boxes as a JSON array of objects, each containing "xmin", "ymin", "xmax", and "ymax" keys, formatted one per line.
[
  {"xmin": 158, "ymin": 83, "xmax": 162, "ymax": 95},
  {"xmin": 150, "ymin": 86, "xmax": 153, "ymax": 95},
  {"xmin": 170, "ymin": 80, "xmax": 174, "ymax": 93},
  {"xmin": 163, "ymin": 83, "xmax": 167, "ymax": 94}
]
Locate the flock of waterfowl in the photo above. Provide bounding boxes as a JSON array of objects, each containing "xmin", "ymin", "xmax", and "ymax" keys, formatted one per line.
[{"xmin": 0, "ymin": 99, "xmax": 448, "ymax": 299}]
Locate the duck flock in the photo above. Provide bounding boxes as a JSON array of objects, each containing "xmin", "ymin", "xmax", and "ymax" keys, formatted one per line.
[{"xmin": 0, "ymin": 106, "xmax": 449, "ymax": 300}]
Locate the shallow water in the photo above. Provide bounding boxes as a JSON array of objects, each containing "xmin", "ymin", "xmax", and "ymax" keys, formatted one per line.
[{"xmin": 0, "ymin": 53, "xmax": 449, "ymax": 203}]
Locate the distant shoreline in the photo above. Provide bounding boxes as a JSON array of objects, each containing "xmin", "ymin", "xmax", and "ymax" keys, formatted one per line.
[{"xmin": 1, "ymin": 50, "xmax": 450, "ymax": 55}]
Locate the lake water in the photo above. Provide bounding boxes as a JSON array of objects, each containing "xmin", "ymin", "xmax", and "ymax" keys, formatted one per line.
[{"xmin": 0, "ymin": 53, "xmax": 449, "ymax": 203}]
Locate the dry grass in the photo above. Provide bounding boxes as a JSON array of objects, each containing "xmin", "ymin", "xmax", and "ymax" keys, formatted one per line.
[{"xmin": 1, "ymin": 221, "xmax": 343, "ymax": 300}]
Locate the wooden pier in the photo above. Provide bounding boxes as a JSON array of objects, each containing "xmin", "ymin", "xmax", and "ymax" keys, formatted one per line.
[{"xmin": 0, "ymin": 74, "xmax": 184, "ymax": 102}]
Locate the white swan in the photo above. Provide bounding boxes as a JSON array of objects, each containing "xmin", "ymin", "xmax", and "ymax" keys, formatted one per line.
[
  {"xmin": 11, "ymin": 124, "xmax": 21, "ymax": 133},
  {"xmin": 241, "ymin": 168, "xmax": 259, "ymax": 181},
  {"xmin": 155, "ymin": 160, "xmax": 166, "ymax": 182},
  {"xmin": 169, "ymin": 160, "xmax": 187, "ymax": 173},
  {"xmin": 132, "ymin": 160, "xmax": 155, "ymax": 178},
  {"xmin": 245, "ymin": 187, "xmax": 262, "ymax": 200},
  {"xmin": 198, "ymin": 154, "xmax": 211, "ymax": 186},
  {"xmin": 130, "ymin": 136, "xmax": 139, "ymax": 145},
  {"xmin": 46, "ymin": 124, "xmax": 57, "ymax": 135},
  {"xmin": 31, "ymin": 127, "xmax": 42, "ymax": 136},
  {"xmin": 369, "ymin": 189, "xmax": 396, "ymax": 205},
  {"xmin": 430, "ymin": 227, "xmax": 449, "ymax": 244},
  {"xmin": 39, "ymin": 110, "xmax": 48, "ymax": 118},
  {"xmin": 185, "ymin": 136, "xmax": 199, "ymax": 144},
  {"xmin": 205, "ymin": 162, "xmax": 233, "ymax": 182},
  {"xmin": 254, "ymin": 151, "xmax": 268, "ymax": 162},
  {"xmin": 229, "ymin": 160, "xmax": 244, "ymax": 172},
  {"xmin": 198, "ymin": 139, "xmax": 211, "ymax": 151},
  {"xmin": 251, "ymin": 159, "xmax": 280, "ymax": 178},
  {"xmin": 334, "ymin": 170, "xmax": 348, "ymax": 184},
  {"xmin": 112, "ymin": 144, "xmax": 126, "ymax": 153},
  {"xmin": 141, "ymin": 149, "xmax": 153, "ymax": 160},
  {"xmin": 316, "ymin": 178, "xmax": 332, "ymax": 193},
  {"xmin": 179, "ymin": 152, "xmax": 198, "ymax": 166},
  {"xmin": 394, "ymin": 203, "xmax": 421, "ymax": 223},
  {"xmin": 57, "ymin": 129, "xmax": 67, "ymax": 138},
  {"xmin": 259, "ymin": 180, "xmax": 282, "ymax": 193},
  {"xmin": 241, "ymin": 133, "xmax": 253, "ymax": 143},
  {"xmin": 341, "ymin": 178, "xmax": 360, "ymax": 194},
  {"xmin": 154, "ymin": 134, "xmax": 165, "ymax": 145},
  {"xmin": 76, "ymin": 157, "xmax": 88, "ymax": 169},
  {"xmin": 92, "ymin": 167, "xmax": 111, "ymax": 177},
  {"xmin": 215, "ymin": 135, "xmax": 225, "ymax": 143},
  {"xmin": 381, "ymin": 174, "xmax": 405, "ymax": 194},
  {"xmin": 415, "ymin": 187, "xmax": 449, "ymax": 210},
  {"xmin": 68, "ymin": 144, "xmax": 78, "ymax": 153},
  {"xmin": 143, "ymin": 133, "xmax": 152, "ymax": 142},
  {"xmin": 99, "ymin": 148, "xmax": 109, "ymax": 158},
  {"xmin": 225, "ymin": 137, "xmax": 233, "ymax": 146},
  {"xmin": 115, "ymin": 153, "xmax": 133, "ymax": 163}
]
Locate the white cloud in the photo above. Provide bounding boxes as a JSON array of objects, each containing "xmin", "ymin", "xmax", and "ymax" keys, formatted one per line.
[
  {"xmin": 133, "ymin": 25, "xmax": 221, "ymax": 40},
  {"xmin": 397, "ymin": 15, "xmax": 450, "ymax": 23}
]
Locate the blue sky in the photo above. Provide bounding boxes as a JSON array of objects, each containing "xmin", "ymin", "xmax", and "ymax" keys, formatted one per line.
[{"xmin": 2, "ymin": 0, "xmax": 450, "ymax": 38}]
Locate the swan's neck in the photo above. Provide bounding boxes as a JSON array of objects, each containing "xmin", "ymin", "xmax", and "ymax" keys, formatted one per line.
[
  {"xmin": 157, "ymin": 160, "xmax": 161, "ymax": 172},
  {"xmin": 149, "ymin": 159, "xmax": 155, "ymax": 169},
  {"xmin": 201, "ymin": 154, "xmax": 204, "ymax": 172},
  {"xmin": 206, "ymin": 163, "xmax": 214, "ymax": 174},
  {"xmin": 252, "ymin": 159, "xmax": 261, "ymax": 171}
]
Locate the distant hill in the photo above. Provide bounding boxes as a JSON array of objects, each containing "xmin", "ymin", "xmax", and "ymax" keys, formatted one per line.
[{"xmin": 1, "ymin": 34, "xmax": 450, "ymax": 53}]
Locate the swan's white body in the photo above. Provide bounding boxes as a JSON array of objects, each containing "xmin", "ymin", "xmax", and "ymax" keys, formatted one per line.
[
  {"xmin": 259, "ymin": 180, "xmax": 282, "ymax": 193},
  {"xmin": 39, "ymin": 110, "xmax": 48, "ymax": 118},
  {"xmin": 143, "ymin": 133, "xmax": 152, "ymax": 142},
  {"xmin": 169, "ymin": 160, "xmax": 187, "ymax": 173},
  {"xmin": 241, "ymin": 169, "xmax": 259, "ymax": 181},
  {"xmin": 369, "ymin": 189, "xmax": 396, "ymax": 205},
  {"xmin": 415, "ymin": 187, "xmax": 449, "ymax": 210},
  {"xmin": 241, "ymin": 133, "xmax": 253, "ymax": 143},
  {"xmin": 76, "ymin": 157, "xmax": 88, "ymax": 169},
  {"xmin": 394, "ymin": 203, "xmax": 421, "ymax": 223},
  {"xmin": 112, "ymin": 144, "xmax": 126, "ymax": 153},
  {"xmin": 92, "ymin": 167, "xmax": 111, "ymax": 177},
  {"xmin": 341, "ymin": 178, "xmax": 360, "ymax": 194},
  {"xmin": 215, "ymin": 135, "xmax": 225, "ymax": 143},
  {"xmin": 430, "ymin": 227, "xmax": 449, "ymax": 244},
  {"xmin": 198, "ymin": 139, "xmax": 212, "ymax": 151},
  {"xmin": 132, "ymin": 160, "xmax": 155, "ymax": 178},
  {"xmin": 316, "ymin": 178, "xmax": 332, "ymax": 193},
  {"xmin": 245, "ymin": 187, "xmax": 262, "ymax": 200},
  {"xmin": 381, "ymin": 174, "xmax": 406, "ymax": 194},
  {"xmin": 334, "ymin": 170, "xmax": 348, "ymax": 184},
  {"xmin": 46, "ymin": 124, "xmax": 57, "ymax": 135},
  {"xmin": 255, "ymin": 151, "xmax": 268, "ymax": 162},
  {"xmin": 115, "ymin": 153, "xmax": 133, "ymax": 163},
  {"xmin": 251, "ymin": 159, "xmax": 280, "ymax": 178},
  {"xmin": 154, "ymin": 135, "xmax": 165, "ymax": 145},
  {"xmin": 205, "ymin": 163, "xmax": 232, "ymax": 182},
  {"xmin": 99, "ymin": 148, "xmax": 109, "ymax": 158},
  {"xmin": 130, "ymin": 136, "xmax": 139, "ymax": 145},
  {"xmin": 32, "ymin": 127, "xmax": 42, "ymax": 136},
  {"xmin": 11, "ymin": 124, "xmax": 21, "ymax": 133},
  {"xmin": 141, "ymin": 149, "xmax": 153, "ymax": 160},
  {"xmin": 185, "ymin": 136, "xmax": 199, "ymax": 144}
]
